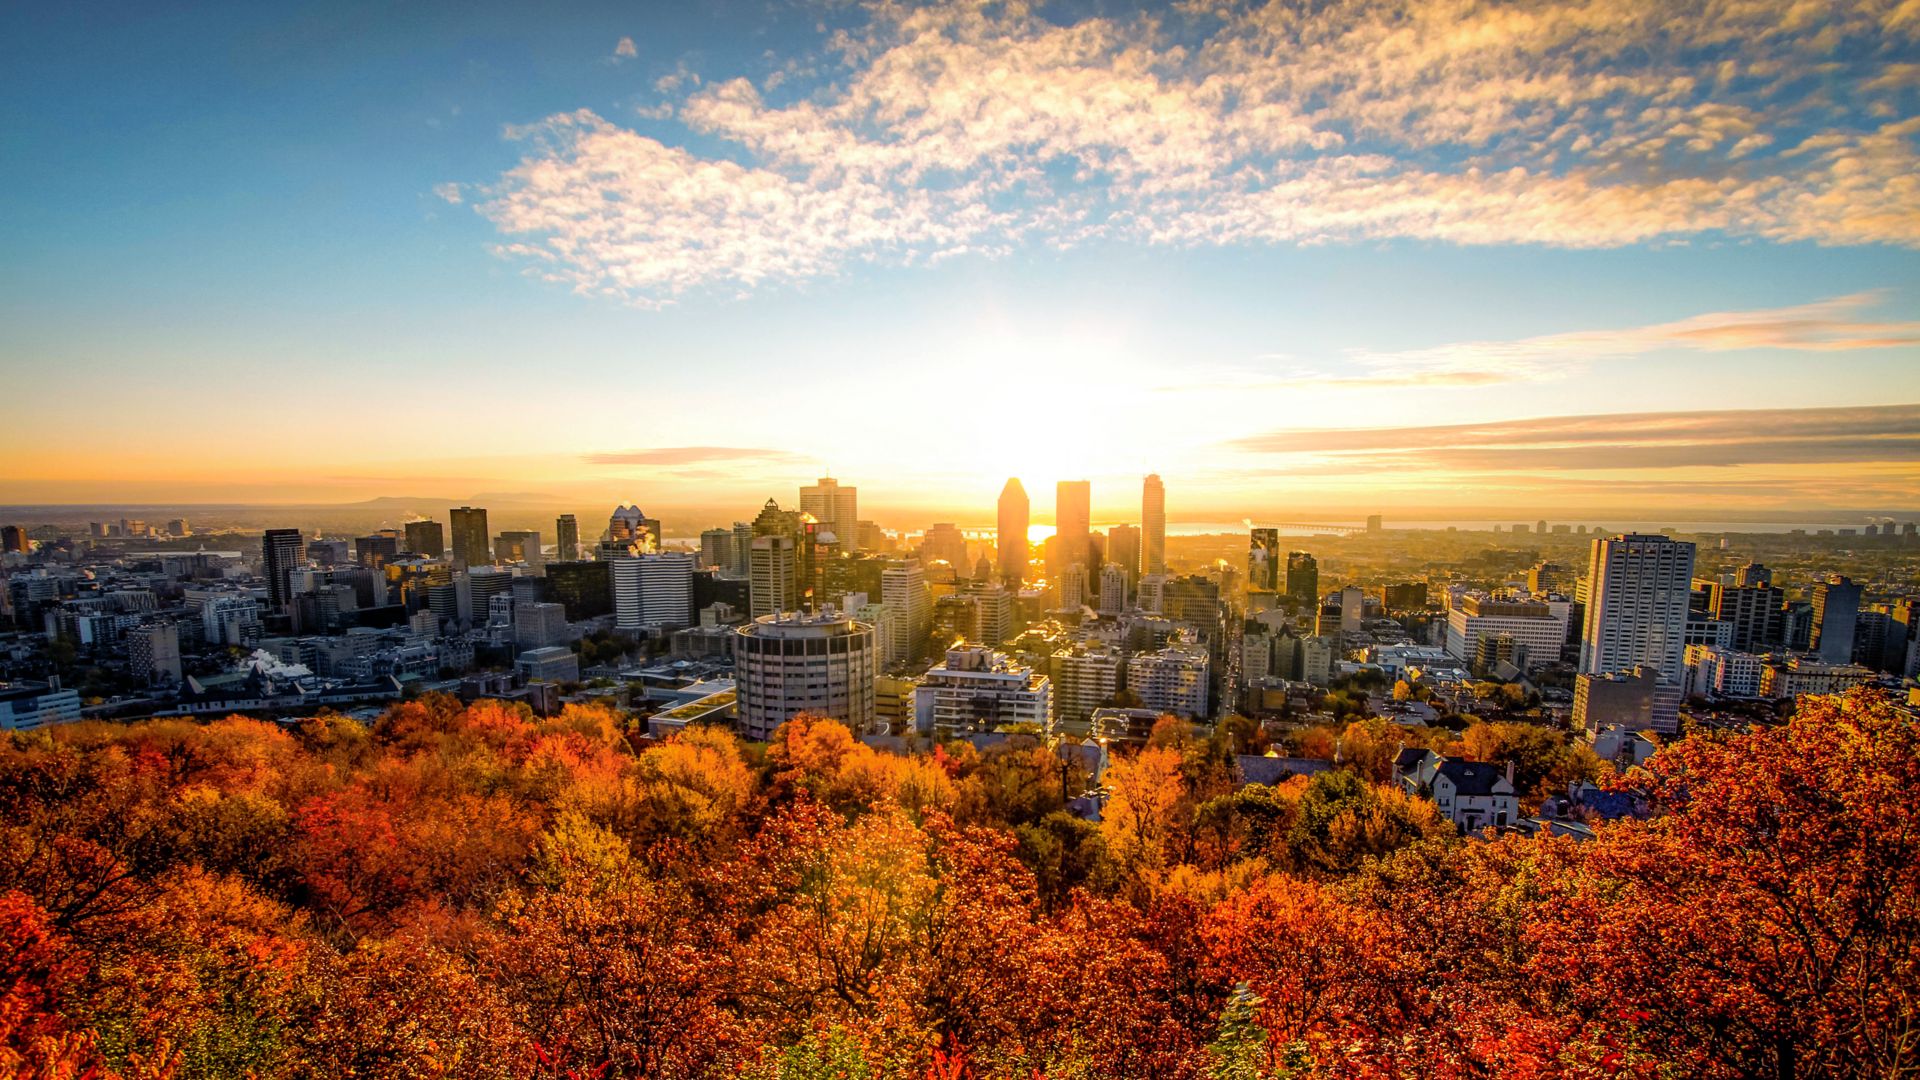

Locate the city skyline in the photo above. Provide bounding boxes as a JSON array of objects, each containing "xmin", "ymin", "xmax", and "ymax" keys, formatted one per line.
[{"xmin": 3, "ymin": 2, "xmax": 1918, "ymax": 512}]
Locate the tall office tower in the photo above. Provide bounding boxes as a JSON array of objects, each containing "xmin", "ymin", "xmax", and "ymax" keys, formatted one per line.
[
  {"xmin": 1527, "ymin": 561, "xmax": 1569, "ymax": 595},
  {"xmin": 799, "ymin": 476, "xmax": 860, "ymax": 551},
  {"xmin": 612, "ymin": 550, "xmax": 695, "ymax": 631},
  {"xmin": 404, "ymin": 520, "xmax": 445, "ymax": 559},
  {"xmin": 997, "ymin": 478, "xmax": 1030, "ymax": 585},
  {"xmin": 1339, "ymin": 585, "xmax": 1366, "ymax": 634},
  {"xmin": 608, "ymin": 506, "xmax": 661, "ymax": 552},
  {"xmin": 964, "ymin": 580, "xmax": 1013, "ymax": 645},
  {"xmin": 922, "ymin": 522, "xmax": 969, "ymax": 574},
  {"xmin": 1107, "ymin": 524, "xmax": 1141, "ymax": 586},
  {"xmin": 1138, "ymin": 573, "xmax": 1166, "ymax": 613},
  {"xmin": 882, "ymin": 560, "xmax": 931, "ymax": 665},
  {"xmin": 0, "ymin": 525, "xmax": 26, "ymax": 554},
  {"xmin": 733, "ymin": 611, "xmax": 878, "ymax": 740},
  {"xmin": 1142, "ymin": 474, "xmax": 1167, "ymax": 575},
  {"xmin": 1053, "ymin": 480, "xmax": 1092, "ymax": 584},
  {"xmin": 449, "ymin": 507, "xmax": 491, "ymax": 569},
  {"xmin": 749, "ymin": 536, "xmax": 799, "ymax": 618},
  {"xmin": 262, "ymin": 528, "xmax": 305, "ymax": 613},
  {"xmin": 355, "ymin": 533, "xmax": 400, "ymax": 569},
  {"xmin": 1366, "ymin": 514, "xmax": 1383, "ymax": 532},
  {"xmin": 1248, "ymin": 528, "xmax": 1281, "ymax": 592},
  {"xmin": 1286, "ymin": 551, "xmax": 1319, "ymax": 610},
  {"xmin": 731, "ymin": 522, "xmax": 754, "ymax": 575},
  {"xmin": 554, "ymin": 515, "xmax": 579, "ymax": 562},
  {"xmin": 1098, "ymin": 563, "xmax": 1128, "ymax": 615},
  {"xmin": 1811, "ymin": 575, "xmax": 1863, "ymax": 663},
  {"xmin": 496, "ymin": 530, "xmax": 544, "ymax": 573},
  {"xmin": 700, "ymin": 528, "xmax": 733, "ymax": 570},
  {"xmin": 466, "ymin": 567, "xmax": 515, "ymax": 625},
  {"xmin": 1580, "ymin": 533, "xmax": 1696, "ymax": 733},
  {"xmin": 1735, "ymin": 562, "xmax": 1773, "ymax": 588}
]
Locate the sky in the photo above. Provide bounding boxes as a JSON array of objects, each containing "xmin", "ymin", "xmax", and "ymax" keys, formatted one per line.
[{"xmin": 2, "ymin": 0, "xmax": 1918, "ymax": 523}]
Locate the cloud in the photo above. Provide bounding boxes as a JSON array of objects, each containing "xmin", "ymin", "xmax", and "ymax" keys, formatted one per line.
[
  {"xmin": 613, "ymin": 36, "xmax": 637, "ymax": 60},
  {"xmin": 1328, "ymin": 291, "xmax": 1920, "ymax": 384},
  {"xmin": 468, "ymin": 0, "xmax": 1920, "ymax": 303},
  {"xmin": 431, "ymin": 182, "xmax": 463, "ymax": 205},
  {"xmin": 1229, "ymin": 402, "xmax": 1920, "ymax": 472},
  {"xmin": 582, "ymin": 446, "xmax": 801, "ymax": 466}
]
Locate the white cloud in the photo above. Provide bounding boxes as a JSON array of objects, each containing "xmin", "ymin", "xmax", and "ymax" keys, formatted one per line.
[
  {"xmin": 468, "ymin": 0, "xmax": 1920, "ymax": 303},
  {"xmin": 613, "ymin": 36, "xmax": 637, "ymax": 60}
]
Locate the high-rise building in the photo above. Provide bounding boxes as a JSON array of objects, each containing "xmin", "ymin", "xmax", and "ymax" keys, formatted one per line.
[
  {"xmin": 1142, "ymin": 474, "xmax": 1166, "ymax": 576},
  {"xmin": 734, "ymin": 611, "xmax": 878, "ymax": 740},
  {"xmin": 1248, "ymin": 528, "xmax": 1281, "ymax": 592},
  {"xmin": 699, "ymin": 528, "xmax": 733, "ymax": 570},
  {"xmin": 1710, "ymin": 572, "xmax": 1785, "ymax": 652},
  {"xmin": 546, "ymin": 560, "xmax": 612, "ymax": 621},
  {"xmin": 1811, "ymin": 575, "xmax": 1863, "ymax": 664},
  {"xmin": 1286, "ymin": 551, "xmax": 1319, "ymax": 610},
  {"xmin": 554, "ymin": 515, "xmax": 580, "ymax": 562},
  {"xmin": 749, "ymin": 536, "xmax": 798, "ymax": 618},
  {"xmin": 495, "ymin": 530, "xmax": 544, "ymax": 573},
  {"xmin": 997, "ymin": 478, "xmax": 1030, "ymax": 585},
  {"xmin": 913, "ymin": 645, "xmax": 1052, "ymax": 738},
  {"xmin": 1051, "ymin": 480, "xmax": 1092, "ymax": 589},
  {"xmin": 128, "ymin": 622, "xmax": 182, "ymax": 685},
  {"xmin": 731, "ymin": 521, "xmax": 754, "ymax": 575},
  {"xmin": 404, "ymin": 520, "xmax": 445, "ymax": 559},
  {"xmin": 922, "ymin": 523, "xmax": 969, "ymax": 575},
  {"xmin": 612, "ymin": 550, "xmax": 695, "ymax": 631},
  {"xmin": 1128, "ymin": 643, "xmax": 1210, "ymax": 718},
  {"xmin": 1445, "ymin": 593, "xmax": 1570, "ymax": 672},
  {"xmin": 449, "ymin": 507, "xmax": 491, "ymax": 569},
  {"xmin": 799, "ymin": 477, "xmax": 859, "ymax": 551},
  {"xmin": 1057, "ymin": 564, "xmax": 1090, "ymax": 611},
  {"xmin": 1049, "ymin": 643, "xmax": 1125, "ymax": 738},
  {"xmin": 0, "ymin": 525, "xmax": 26, "ymax": 554},
  {"xmin": 1107, "ymin": 523, "xmax": 1141, "ymax": 585},
  {"xmin": 1580, "ymin": 534, "xmax": 1696, "ymax": 733},
  {"xmin": 882, "ymin": 560, "xmax": 931, "ymax": 665},
  {"xmin": 355, "ymin": 533, "xmax": 400, "ymax": 569},
  {"xmin": 262, "ymin": 528, "xmax": 305, "ymax": 613},
  {"xmin": 608, "ymin": 506, "xmax": 661, "ymax": 553},
  {"xmin": 1098, "ymin": 563, "xmax": 1128, "ymax": 615}
]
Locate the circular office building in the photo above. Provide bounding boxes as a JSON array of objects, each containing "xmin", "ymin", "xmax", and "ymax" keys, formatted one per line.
[{"xmin": 733, "ymin": 610, "xmax": 877, "ymax": 740}]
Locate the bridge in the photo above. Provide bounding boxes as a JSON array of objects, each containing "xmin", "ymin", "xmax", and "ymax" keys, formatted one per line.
[{"xmin": 1256, "ymin": 522, "xmax": 1371, "ymax": 535}]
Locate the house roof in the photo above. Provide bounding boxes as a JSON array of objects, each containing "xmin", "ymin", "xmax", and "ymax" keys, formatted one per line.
[
  {"xmin": 1435, "ymin": 759, "xmax": 1509, "ymax": 796},
  {"xmin": 1394, "ymin": 747, "xmax": 1436, "ymax": 770},
  {"xmin": 1236, "ymin": 754, "xmax": 1332, "ymax": 787}
]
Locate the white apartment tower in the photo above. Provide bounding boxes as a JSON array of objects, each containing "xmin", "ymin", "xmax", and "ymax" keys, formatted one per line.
[
  {"xmin": 913, "ymin": 645, "xmax": 1053, "ymax": 739},
  {"xmin": 1580, "ymin": 534, "xmax": 1696, "ymax": 733}
]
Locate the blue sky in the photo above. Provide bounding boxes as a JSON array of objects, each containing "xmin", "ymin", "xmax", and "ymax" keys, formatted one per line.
[{"xmin": 3, "ymin": 0, "xmax": 1917, "ymax": 519}]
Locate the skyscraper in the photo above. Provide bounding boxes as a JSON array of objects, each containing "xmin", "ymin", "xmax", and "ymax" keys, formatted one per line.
[
  {"xmin": 700, "ymin": 528, "xmax": 733, "ymax": 570},
  {"xmin": 1142, "ymin": 474, "xmax": 1167, "ymax": 576},
  {"xmin": 496, "ymin": 530, "xmax": 544, "ymax": 573},
  {"xmin": 799, "ymin": 476, "xmax": 859, "ymax": 551},
  {"xmin": 1106, "ymin": 524, "xmax": 1141, "ymax": 587},
  {"xmin": 608, "ymin": 506, "xmax": 660, "ymax": 553},
  {"xmin": 1248, "ymin": 527, "xmax": 1281, "ymax": 592},
  {"xmin": 404, "ymin": 520, "xmax": 445, "ymax": 559},
  {"xmin": 611, "ymin": 550, "xmax": 695, "ymax": 631},
  {"xmin": 1286, "ymin": 551, "xmax": 1319, "ymax": 610},
  {"xmin": 882, "ymin": 560, "xmax": 931, "ymax": 665},
  {"xmin": 1053, "ymin": 480, "xmax": 1091, "ymax": 586},
  {"xmin": 922, "ymin": 522, "xmax": 969, "ymax": 574},
  {"xmin": 997, "ymin": 478, "xmax": 1029, "ymax": 585},
  {"xmin": 1580, "ymin": 533, "xmax": 1696, "ymax": 733},
  {"xmin": 1098, "ymin": 563, "xmax": 1128, "ymax": 615},
  {"xmin": 449, "ymin": 507, "xmax": 490, "ymax": 569},
  {"xmin": 554, "ymin": 515, "xmax": 579, "ymax": 561},
  {"xmin": 1811, "ymin": 575, "xmax": 1863, "ymax": 663},
  {"xmin": 262, "ymin": 528, "xmax": 304, "ymax": 613},
  {"xmin": 749, "ymin": 536, "xmax": 798, "ymax": 618}
]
